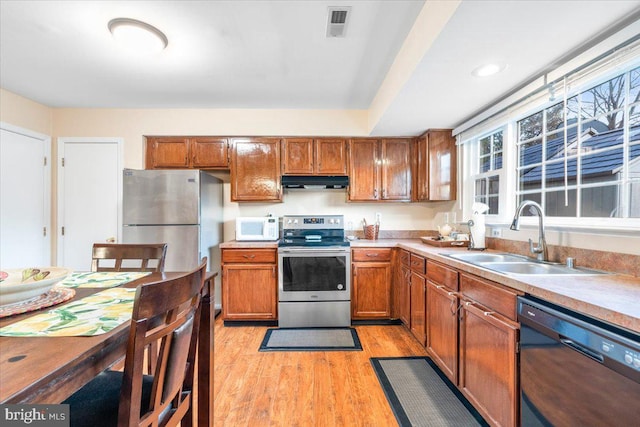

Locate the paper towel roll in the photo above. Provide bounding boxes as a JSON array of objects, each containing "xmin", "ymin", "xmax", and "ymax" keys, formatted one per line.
[{"xmin": 469, "ymin": 202, "xmax": 489, "ymax": 249}]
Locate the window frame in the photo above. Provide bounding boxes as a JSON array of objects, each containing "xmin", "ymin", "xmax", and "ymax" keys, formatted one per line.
[
  {"xmin": 461, "ymin": 61, "xmax": 640, "ymax": 231},
  {"xmin": 462, "ymin": 124, "xmax": 512, "ymax": 222}
]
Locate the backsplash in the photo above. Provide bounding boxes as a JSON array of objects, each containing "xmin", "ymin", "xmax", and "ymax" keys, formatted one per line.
[
  {"xmin": 487, "ymin": 237, "xmax": 640, "ymax": 278},
  {"xmin": 352, "ymin": 229, "xmax": 438, "ymax": 239},
  {"xmin": 350, "ymin": 231, "xmax": 640, "ymax": 278}
]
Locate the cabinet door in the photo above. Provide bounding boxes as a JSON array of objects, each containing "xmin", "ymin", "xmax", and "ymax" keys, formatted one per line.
[
  {"xmin": 348, "ymin": 139, "xmax": 379, "ymax": 201},
  {"xmin": 428, "ymin": 131, "xmax": 457, "ymax": 201},
  {"xmin": 146, "ymin": 137, "xmax": 190, "ymax": 168},
  {"xmin": 426, "ymin": 280, "xmax": 458, "ymax": 383},
  {"xmin": 409, "ymin": 271, "xmax": 426, "ymax": 346},
  {"xmin": 222, "ymin": 264, "xmax": 277, "ymax": 320},
  {"xmin": 230, "ymin": 138, "xmax": 282, "ymax": 202},
  {"xmin": 460, "ymin": 301, "xmax": 519, "ymax": 427},
  {"xmin": 381, "ymin": 139, "xmax": 412, "ymax": 201},
  {"xmin": 352, "ymin": 262, "xmax": 391, "ymax": 319},
  {"xmin": 415, "ymin": 134, "xmax": 429, "ymax": 201},
  {"xmin": 398, "ymin": 265, "xmax": 411, "ymax": 326},
  {"xmin": 282, "ymin": 138, "xmax": 314, "ymax": 175},
  {"xmin": 315, "ymin": 138, "xmax": 347, "ymax": 175},
  {"xmin": 191, "ymin": 137, "xmax": 228, "ymax": 168}
]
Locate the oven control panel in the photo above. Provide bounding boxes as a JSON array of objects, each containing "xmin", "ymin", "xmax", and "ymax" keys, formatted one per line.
[{"xmin": 283, "ymin": 215, "xmax": 344, "ymax": 230}]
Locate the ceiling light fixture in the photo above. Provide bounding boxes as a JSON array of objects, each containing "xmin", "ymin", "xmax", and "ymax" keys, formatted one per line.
[
  {"xmin": 108, "ymin": 18, "xmax": 168, "ymax": 53},
  {"xmin": 472, "ymin": 63, "xmax": 507, "ymax": 77}
]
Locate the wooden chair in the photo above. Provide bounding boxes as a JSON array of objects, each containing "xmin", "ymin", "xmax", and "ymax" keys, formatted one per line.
[
  {"xmin": 91, "ymin": 243, "xmax": 168, "ymax": 273},
  {"xmin": 64, "ymin": 258, "xmax": 207, "ymax": 427}
]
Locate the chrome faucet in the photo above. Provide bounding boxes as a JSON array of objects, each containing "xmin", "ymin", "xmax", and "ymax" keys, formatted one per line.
[{"xmin": 510, "ymin": 200, "xmax": 548, "ymax": 262}]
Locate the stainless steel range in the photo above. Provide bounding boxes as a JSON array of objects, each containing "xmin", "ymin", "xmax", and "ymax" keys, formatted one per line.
[{"xmin": 278, "ymin": 215, "xmax": 351, "ymax": 328}]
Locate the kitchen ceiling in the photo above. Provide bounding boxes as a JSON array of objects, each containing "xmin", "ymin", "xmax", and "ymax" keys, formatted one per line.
[{"xmin": 1, "ymin": 0, "xmax": 639, "ymax": 136}]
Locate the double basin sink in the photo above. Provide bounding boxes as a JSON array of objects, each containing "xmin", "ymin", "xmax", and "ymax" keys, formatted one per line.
[{"xmin": 444, "ymin": 252, "xmax": 607, "ymax": 277}]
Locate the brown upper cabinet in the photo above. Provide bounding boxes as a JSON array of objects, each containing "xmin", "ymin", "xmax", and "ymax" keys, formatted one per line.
[
  {"xmin": 282, "ymin": 138, "xmax": 347, "ymax": 175},
  {"xmin": 348, "ymin": 138, "xmax": 412, "ymax": 202},
  {"xmin": 230, "ymin": 137, "xmax": 282, "ymax": 202},
  {"xmin": 415, "ymin": 129, "xmax": 457, "ymax": 201},
  {"xmin": 145, "ymin": 136, "xmax": 229, "ymax": 169}
]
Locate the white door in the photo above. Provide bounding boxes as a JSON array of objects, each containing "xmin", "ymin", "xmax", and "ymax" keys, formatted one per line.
[
  {"xmin": 57, "ymin": 138, "xmax": 122, "ymax": 271},
  {"xmin": 0, "ymin": 124, "xmax": 51, "ymax": 268}
]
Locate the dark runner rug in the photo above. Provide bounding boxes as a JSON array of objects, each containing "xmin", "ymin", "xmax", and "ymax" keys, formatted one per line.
[
  {"xmin": 259, "ymin": 327, "xmax": 362, "ymax": 351},
  {"xmin": 371, "ymin": 357, "xmax": 488, "ymax": 427}
]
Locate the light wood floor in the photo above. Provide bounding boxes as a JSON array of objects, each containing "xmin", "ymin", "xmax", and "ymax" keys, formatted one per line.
[{"xmin": 213, "ymin": 316, "xmax": 428, "ymax": 427}]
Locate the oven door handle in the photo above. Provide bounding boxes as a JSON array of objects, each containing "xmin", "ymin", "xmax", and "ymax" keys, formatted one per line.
[{"xmin": 279, "ymin": 248, "xmax": 349, "ymax": 253}]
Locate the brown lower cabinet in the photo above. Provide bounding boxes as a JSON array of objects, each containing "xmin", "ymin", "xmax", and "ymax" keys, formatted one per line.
[
  {"xmin": 458, "ymin": 273, "xmax": 520, "ymax": 427},
  {"xmin": 420, "ymin": 257, "xmax": 521, "ymax": 427},
  {"xmin": 351, "ymin": 248, "xmax": 392, "ymax": 319},
  {"xmin": 221, "ymin": 248, "xmax": 278, "ymax": 320},
  {"xmin": 394, "ymin": 250, "xmax": 411, "ymax": 326},
  {"xmin": 426, "ymin": 274, "xmax": 459, "ymax": 382},
  {"xmin": 409, "ymin": 252, "xmax": 427, "ymax": 345}
]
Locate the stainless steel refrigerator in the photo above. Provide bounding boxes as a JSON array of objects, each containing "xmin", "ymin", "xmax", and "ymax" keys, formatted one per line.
[{"xmin": 122, "ymin": 168, "xmax": 223, "ymax": 309}]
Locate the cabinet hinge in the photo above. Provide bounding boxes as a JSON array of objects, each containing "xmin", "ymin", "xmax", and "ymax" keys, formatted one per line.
[
  {"xmin": 44, "ymin": 157, "xmax": 47, "ymax": 166},
  {"xmin": 61, "ymin": 158, "xmax": 65, "ymax": 167},
  {"xmin": 61, "ymin": 226, "xmax": 65, "ymax": 236},
  {"xmin": 515, "ymin": 342, "xmax": 520, "ymax": 353},
  {"xmin": 43, "ymin": 226, "xmax": 47, "ymax": 237}
]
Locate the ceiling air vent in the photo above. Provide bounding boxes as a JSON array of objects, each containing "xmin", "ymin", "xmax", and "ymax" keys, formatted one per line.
[{"xmin": 326, "ymin": 7, "xmax": 351, "ymax": 38}]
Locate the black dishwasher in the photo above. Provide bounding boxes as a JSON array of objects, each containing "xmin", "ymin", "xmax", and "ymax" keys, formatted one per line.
[{"xmin": 518, "ymin": 295, "xmax": 640, "ymax": 426}]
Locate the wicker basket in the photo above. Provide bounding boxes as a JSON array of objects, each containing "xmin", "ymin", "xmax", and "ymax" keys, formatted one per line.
[{"xmin": 363, "ymin": 224, "xmax": 379, "ymax": 240}]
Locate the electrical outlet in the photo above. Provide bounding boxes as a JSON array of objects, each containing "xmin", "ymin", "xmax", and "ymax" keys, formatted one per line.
[{"xmin": 491, "ymin": 228, "xmax": 502, "ymax": 238}]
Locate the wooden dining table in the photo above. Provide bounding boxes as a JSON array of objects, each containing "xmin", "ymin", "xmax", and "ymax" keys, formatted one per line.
[{"xmin": 0, "ymin": 271, "xmax": 216, "ymax": 426}]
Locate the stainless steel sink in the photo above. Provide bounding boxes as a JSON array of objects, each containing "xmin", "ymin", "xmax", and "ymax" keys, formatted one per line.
[
  {"xmin": 445, "ymin": 253, "xmax": 527, "ymax": 264},
  {"xmin": 443, "ymin": 252, "xmax": 607, "ymax": 276}
]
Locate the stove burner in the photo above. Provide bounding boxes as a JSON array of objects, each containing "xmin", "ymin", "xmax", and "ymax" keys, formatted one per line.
[{"xmin": 279, "ymin": 214, "xmax": 349, "ymax": 248}]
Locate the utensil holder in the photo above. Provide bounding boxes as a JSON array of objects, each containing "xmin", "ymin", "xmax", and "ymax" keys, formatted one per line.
[{"xmin": 363, "ymin": 224, "xmax": 379, "ymax": 240}]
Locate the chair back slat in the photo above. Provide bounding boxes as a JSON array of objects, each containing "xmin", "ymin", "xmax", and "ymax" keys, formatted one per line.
[
  {"xmin": 91, "ymin": 243, "xmax": 168, "ymax": 273},
  {"xmin": 117, "ymin": 258, "xmax": 207, "ymax": 427}
]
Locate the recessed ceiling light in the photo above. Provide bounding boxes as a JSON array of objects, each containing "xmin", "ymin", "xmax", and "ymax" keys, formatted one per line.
[
  {"xmin": 108, "ymin": 18, "xmax": 168, "ymax": 53},
  {"xmin": 472, "ymin": 63, "xmax": 507, "ymax": 77}
]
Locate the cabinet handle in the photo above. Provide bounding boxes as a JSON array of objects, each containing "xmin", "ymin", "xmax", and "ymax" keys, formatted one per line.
[
  {"xmin": 382, "ymin": 188, "xmax": 386, "ymax": 199},
  {"xmin": 436, "ymin": 285, "xmax": 444, "ymax": 289},
  {"xmin": 450, "ymin": 298, "xmax": 462, "ymax": 316},
  {"xmin": 374, "ymin": 188, "xmax": 378, "ymax": 198},
  {"xmin": 242, "ymin": 254, "xmax": 256, "ymax": 259},
  {"xmin": 483, "ymin": 311, "xmax": 495, "ymax": 317},
  {"xmin": 366, "ymin": 253, "xmax": 379, "ymax": 257}
]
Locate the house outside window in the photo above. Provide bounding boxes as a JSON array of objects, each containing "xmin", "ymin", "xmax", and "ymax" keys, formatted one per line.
[
  {"xmin": 516, "ymin": 65, "xmax": 640, "ymax": 220},
  {"xmin": 460, "ymin": 60, "xmax": 640, "ymax": 229}
]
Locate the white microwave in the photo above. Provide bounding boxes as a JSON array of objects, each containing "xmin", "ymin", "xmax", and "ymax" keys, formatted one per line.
[{"xmin": 235, "ymin": 216, "xmax": 279, "ymax": 241}]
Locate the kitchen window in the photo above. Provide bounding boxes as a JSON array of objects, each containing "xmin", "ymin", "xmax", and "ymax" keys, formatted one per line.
[
  {"xmin": 516, "ymin": 65, "xmax": 640, "ymax": 220},
  {"xmin": 465, "ymin": 127, "xmax": 507, "ymax": 216},
  {"xmin": 460, "ymin": 59, "xmax": 640, "ymax": 229}
]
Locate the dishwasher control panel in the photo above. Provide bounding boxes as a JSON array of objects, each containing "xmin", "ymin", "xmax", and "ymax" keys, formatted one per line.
[{"xmin": 518, "ymin": 296, "xmax": 640, "ymax": 376}]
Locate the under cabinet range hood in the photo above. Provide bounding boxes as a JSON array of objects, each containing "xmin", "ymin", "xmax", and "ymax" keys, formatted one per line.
[{"xmin": 281, "ymin": 175, "xmax": 349, "ymax": 189}]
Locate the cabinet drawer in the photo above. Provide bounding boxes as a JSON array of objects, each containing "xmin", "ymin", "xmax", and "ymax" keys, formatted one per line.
[
  {"xmin": 352, "ymin": 248, "xmax": 392, "ymax": 262},
  {"xmin": 460, "ymin": 273, "xmax": 519, "ymax": 321},
  {"xmin": 427, "ymin": 260, "xmax": 459, "ymax": 291},
  {"xmin": 222, "ymin": 249, "xmax": 276, "ymax": 264},
  {"xmin": 409, "ymin": 253, "xmax": 426, "ymax": 274},
  {"xmin": 399, "ymin": 250, "xmax": 410, "ymax": 266}
]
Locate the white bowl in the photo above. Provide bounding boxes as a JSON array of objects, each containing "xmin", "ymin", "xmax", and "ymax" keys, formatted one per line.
[{"xmin": 0, "ymin": 267, "xmax": 72, "ymax": 306}]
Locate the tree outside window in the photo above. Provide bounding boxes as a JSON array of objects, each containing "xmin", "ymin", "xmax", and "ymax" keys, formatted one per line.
[{"xmin": 516, "ymin": 65, "xmax": 640, "ymax": 219}]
